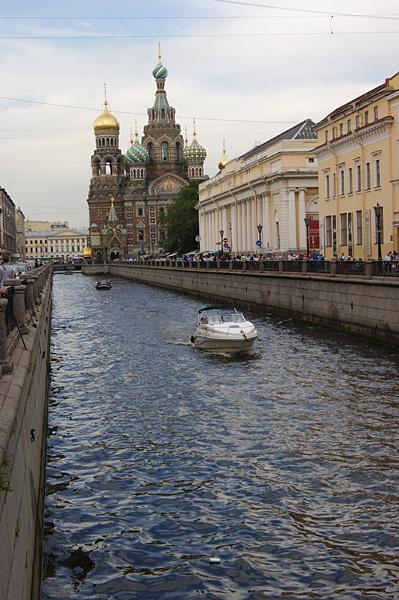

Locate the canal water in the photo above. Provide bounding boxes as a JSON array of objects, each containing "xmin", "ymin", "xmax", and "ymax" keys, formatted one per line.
[{"xmin": 42, "ymin": 273, "xmax": 399, "ymax": 599}]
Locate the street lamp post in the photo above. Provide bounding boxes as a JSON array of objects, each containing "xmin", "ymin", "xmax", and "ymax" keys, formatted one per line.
[
  {"xmin": 304, "ymin": 216, "xmax": 311, "ymax": 258},
  {"xmin": 257, "ymin": 223, "xmax": 263, "ymax": 251},
  {"xmin": 219, "ymin": 229, "xmax": 224, "ymax": 257},
  {"xmin": 374, "ymin": 203, "xmax": 383, "ymax": 260}
]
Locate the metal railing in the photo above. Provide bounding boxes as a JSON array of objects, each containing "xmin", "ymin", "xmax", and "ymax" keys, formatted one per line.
[
  {"xmin": 4, "ymin": 287, "xmax": 15, "ymax": 335},
  {"xmin": 114, "ymin": 258, "xmax": 399, "ymax": 280},
  {"xmin": 372, "ymin": 260, "xmax": 399, "ymax": 277},
  {"xmin": 336, "ymin": 260, "xmax": 366, "ymax": 276}
]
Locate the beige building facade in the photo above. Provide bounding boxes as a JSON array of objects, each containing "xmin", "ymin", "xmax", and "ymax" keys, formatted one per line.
[
  {"xmin": 314, "ymin": 72, "xmax": 399, "ymax": 260},
  {"xmin": 25, "ymin": 229, "xmax": 88, "ymax": 260},
  {"xmin": 198, "ymin": 120, "xmax": 319, "ymax": 255},
  {"xmin": 15, "ymin": 207, "xmax": 26, "ymax": 260}
]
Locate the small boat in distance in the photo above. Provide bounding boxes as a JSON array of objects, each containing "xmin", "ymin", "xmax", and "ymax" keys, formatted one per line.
[
  {"xmin": 191, "ymin": 306, "xmax": 258, "ymax": 353},
  {"xmin": 95, "ymin": 280, "xmax": 112, "ymax": 290}
]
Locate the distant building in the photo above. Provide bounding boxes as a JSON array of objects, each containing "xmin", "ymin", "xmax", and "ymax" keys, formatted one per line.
[
  {"xmin": 0, "ymin": 187, "xmax": 16, "ymax": 257},
  {"xmin": 25, "ymin": 220, "xmax": 69, "ymax": 232},
  {"xmin": 25, "ymin": 229, "xmax": 88, "ymax": 260},
  {"xmin": 15, "ymin": 207, "xmax": 26, "ymax": 261},
  {"xmin": 198, "ymin": 120, "xmax": 319, "ymax": 254},
  {"xmin": 87, "ymin": 51, "xmax": 207, "ymax": 261},
  {"xmin": 314, "ymin": 71, "xmax": 399, "ymax": 259}
]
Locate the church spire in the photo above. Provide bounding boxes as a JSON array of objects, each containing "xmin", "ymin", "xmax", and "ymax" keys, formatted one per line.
[
  {"xmin": 148, "ymin": 45, "xmax": 175, "ymax": 125},
  {"xmin": 108, "ymin": 196, "xmax": 118, "ymax": 223}
]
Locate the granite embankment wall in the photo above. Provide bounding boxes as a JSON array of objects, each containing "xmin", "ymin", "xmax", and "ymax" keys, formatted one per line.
[
  {"xmin": 84, "ymin": 263, "xmax": 399, "ymax": 344},
  {"xmin": 0, "ymin": 265, "xmax": 52, "ymax": 600}
]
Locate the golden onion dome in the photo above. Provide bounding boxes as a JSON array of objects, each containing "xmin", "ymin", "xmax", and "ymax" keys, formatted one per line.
[
  {"xmin": 93, "ymin": 100, "xmax": 120, "ymax": 133},
  {"xmin": 218, "ymin": 139, "xmax": 228, "ymax": 170}
]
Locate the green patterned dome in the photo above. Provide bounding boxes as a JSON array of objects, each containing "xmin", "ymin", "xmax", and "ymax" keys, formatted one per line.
[
  {"xmin": 184, "ymin": 135, "xmax": 207, "ymax": 164},
  {"xmin": 152, "ymin": 62, "xmax": 168, "ymax": 80},
  {"xmin": 126, "ymin": 137, "xmax": 148, "ymax": 164}
]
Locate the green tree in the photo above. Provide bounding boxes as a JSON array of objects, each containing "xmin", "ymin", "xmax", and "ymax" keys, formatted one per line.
[{"xmin": 162, "ymin": 182, "xmax": 199, "ymax": 254}]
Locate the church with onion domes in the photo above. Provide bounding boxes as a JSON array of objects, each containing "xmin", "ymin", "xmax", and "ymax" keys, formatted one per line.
[{"xmin": 87, "ymin": 50, "xmax": 207, "ymax": 261}]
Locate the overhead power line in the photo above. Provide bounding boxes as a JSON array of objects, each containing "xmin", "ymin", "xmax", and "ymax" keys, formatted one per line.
[
  {"xmin": 0, "ymin": 96, "xmax": 297, "ymax": 125},
  {"xmin": 0, "ymin": 31, "xmax": 398, "ymax": 39},
  {"xmin": 212, "ymin": 0, "xmax": 399, "ymax": 21},
  {"xmin": 0, "ymin": 15, "xmax": 339, "ymax": 20}
]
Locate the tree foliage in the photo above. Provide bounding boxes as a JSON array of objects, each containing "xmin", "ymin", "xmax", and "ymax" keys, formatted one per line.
[{"xmin": 162, "ymin": 182, "xmax": 199, "ymax": 254}]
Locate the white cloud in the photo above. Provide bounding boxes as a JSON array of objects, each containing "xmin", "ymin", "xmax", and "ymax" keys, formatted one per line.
[{"xmin": 0, "ymin": 0, "xmax": 397, "ymax": 225}]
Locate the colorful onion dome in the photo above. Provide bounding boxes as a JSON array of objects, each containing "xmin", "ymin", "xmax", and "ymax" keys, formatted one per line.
[
  {"xmin": 126, "ymin": 132, "xmax": 148, "ymax": 164},
  {"xmin": 152, "ymin": 43, "xmax": 168, "ymax": 79},
  {"xmin": 93, "ymin": 100, "xmax": 120, "ymax": 133},
  {"xmin": 152, "ymin": 62, "xmax": 168, "ymax": 80},
  {"xmin": 184, "ymin": 123, "xmax": 206, "ymax": 164}
]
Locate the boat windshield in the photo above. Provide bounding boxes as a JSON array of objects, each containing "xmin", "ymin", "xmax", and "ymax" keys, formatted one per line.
[{"xmin": 200, "ymin": 312, "xmax": 245, "ymax": 324}]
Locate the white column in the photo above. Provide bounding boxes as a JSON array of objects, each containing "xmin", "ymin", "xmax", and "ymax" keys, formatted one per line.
[
  {"xmin": 288, "ymin": 189, "xmax": 297, "ymax": 250},
  {"xmin": 263, "ymin": 193, "xmax": 271, "ymax": 251},
  {"xmin": 298, "ymin": 189, "xmax": 307, "ymax": 250},
  {"xmin": 229, "ymin": 202, "xmax": 237, "ymax": 252},
  {"xmin": 251, "ymin": 197, "xmax": 257, "ymax": 251},
  {"xmin": 245, "ymin": 201, "xmax": 251, "ymax": 252},
  {"xmin": 222, "ymin": 207, "xmax": 227, "ymax": 239}
]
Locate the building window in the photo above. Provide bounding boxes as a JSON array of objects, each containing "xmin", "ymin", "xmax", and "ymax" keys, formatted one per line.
[
  {"xmin": 325, "ymin": 216, "xmax": 332, "ymax": 247},
  {"xmin": 138, "ymin": 230, "xmax": 144, "ymax": 241},
  {"xmin": 356, "ymin": 164, "xmax": 361, "ymax": 191},
  {"xmin": 137, "ymin": 207, "xmax": 144, "ymax": 217},
  {"xmin": 339, "ymin": 170, "xmax": 345, "ymax": 196},
  {"xmin": 148, "ymin": 142, "xmax": 154, "ymax": 162},
  {"xmin": 332, "ymin": 126, "xmax": 337, "ymax": 139},
  {"xmin": 374, "ymin": 158, "xmax": 381, "ymax": 187},
  {"xmin": 356, "ymin": 210, "xmax": 363, "ymax": 244},
  {"xmin": 347, "ymin": 119, "xmax": 352, "ymax": 133},
  {"xmin": 324, "ymin": 173, "xmax": 330, "ymax": 198},
  {"xmin": 364, "ymin": 111, "xmax": 369, "ymax": 125},
  {"xmin": 339, "ymin": 123, "xmax": 344, "ymax": 136},
  {"xmin": 355, "ymin": 115, "xmax": 360, "ymax": 129},
  {"xmin": 161, "ymin": 142, "xmax": 169, "ymax": 162},
  {"xmin": 176, "ymin": 142, "xmax": 181, "ymax": 161},
  {"xmin": 365, "ymin": 162, "xmax": 371, "ymax": 190},
  {"xmin": 332, "ymin": 173, "xmax": 336, "ymax": 197},
  {"xmin": 374, "ymin": 106, "xmax": 379, "ymax": 120},
  {"xmin": 340, "ymin": 213, "xmax": 348, "ymax": 246},
  {"xmin": 348, "ymin": 167, "xmax": 353, "ymax": 194},
  {"xmin": 325, "ymin": 130, "xmax": 328, "ymax": 143}
]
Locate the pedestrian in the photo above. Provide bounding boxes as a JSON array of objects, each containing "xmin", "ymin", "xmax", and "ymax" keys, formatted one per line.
[{"xmin": 0, "ymin": 254, "xmax": 16, "ymax": 284}]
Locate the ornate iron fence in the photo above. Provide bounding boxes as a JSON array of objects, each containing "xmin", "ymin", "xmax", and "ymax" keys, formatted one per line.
[
  {"xmin": 372, "ymin": 260, "xmax": 399, "ymax": 277},
  {"xmin": 282, "ymin": 261, "xmax": 303, "ymax": 273},
  {"xmin": 336, "ymin": 261, "xmax": 366, "ymax": 276},
  {"xmin": 307, "ymin": 261, "xmax": 331, "ymax": 274}
]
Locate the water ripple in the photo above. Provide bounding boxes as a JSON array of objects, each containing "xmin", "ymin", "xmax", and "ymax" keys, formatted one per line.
[{"xmin": 42, "ymin": 274, "xmax": 399, "ymax": 599}]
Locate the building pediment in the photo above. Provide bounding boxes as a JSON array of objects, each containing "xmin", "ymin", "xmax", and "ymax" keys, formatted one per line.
[{"xmin": 149, "ymin": 173, "xmax": 187, "ymax": 196}]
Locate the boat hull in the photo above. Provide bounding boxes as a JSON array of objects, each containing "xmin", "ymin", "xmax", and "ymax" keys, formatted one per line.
[{"xmin": 192, "ymin": 330, "xmax": 257, "ymax": 353}]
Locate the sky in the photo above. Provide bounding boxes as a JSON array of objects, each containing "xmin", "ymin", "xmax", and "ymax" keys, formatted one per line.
[{"xmin": 0, "ymin": 0, "xmax": 397, "ymax": 227}]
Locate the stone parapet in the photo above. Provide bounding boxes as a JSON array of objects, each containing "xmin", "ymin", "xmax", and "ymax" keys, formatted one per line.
[{"xmin": 0, "ymin": 264, "xmax": 52, "ymax": 600}]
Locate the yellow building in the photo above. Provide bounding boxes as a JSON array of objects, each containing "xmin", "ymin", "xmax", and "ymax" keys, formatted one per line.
[
  {"xmin": 198, "ymin": 120, "xmax": 319, "ymax": 255},
  {"xmin": 314, "ymin": 72, "xmax": 399, "ymax": 260}
]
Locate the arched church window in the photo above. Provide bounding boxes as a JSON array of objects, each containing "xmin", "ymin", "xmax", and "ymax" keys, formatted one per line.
[
  {"xmin": 148, "ymin": 143, "xmax": 154, "ymax": 162},
  {"xmin": 161, "ymin": 142, "xmax": 169, "ymax": 162},
  {"xmin": 161, "ymin": 109, "xmax": 165, "ymax": 120},
  {"xmin": 105, "ymin": 160, "xmax": 113, "ymax": 175},
  {"xmin": 93, "ymin": 160, "xmax": 101, "ymax": 176},
  {"xmin": 176, "ymin": 142, "xmax": 181, "ymax": 161}
]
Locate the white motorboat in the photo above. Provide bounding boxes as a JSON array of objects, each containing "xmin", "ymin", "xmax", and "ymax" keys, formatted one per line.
[
  {"xmin": 95, "ymin": 280, "xmax": 112, "ymax": 290},
  {"xmin": 191, "ymin": 306, "xmax": 258, "ymax": 353}
]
